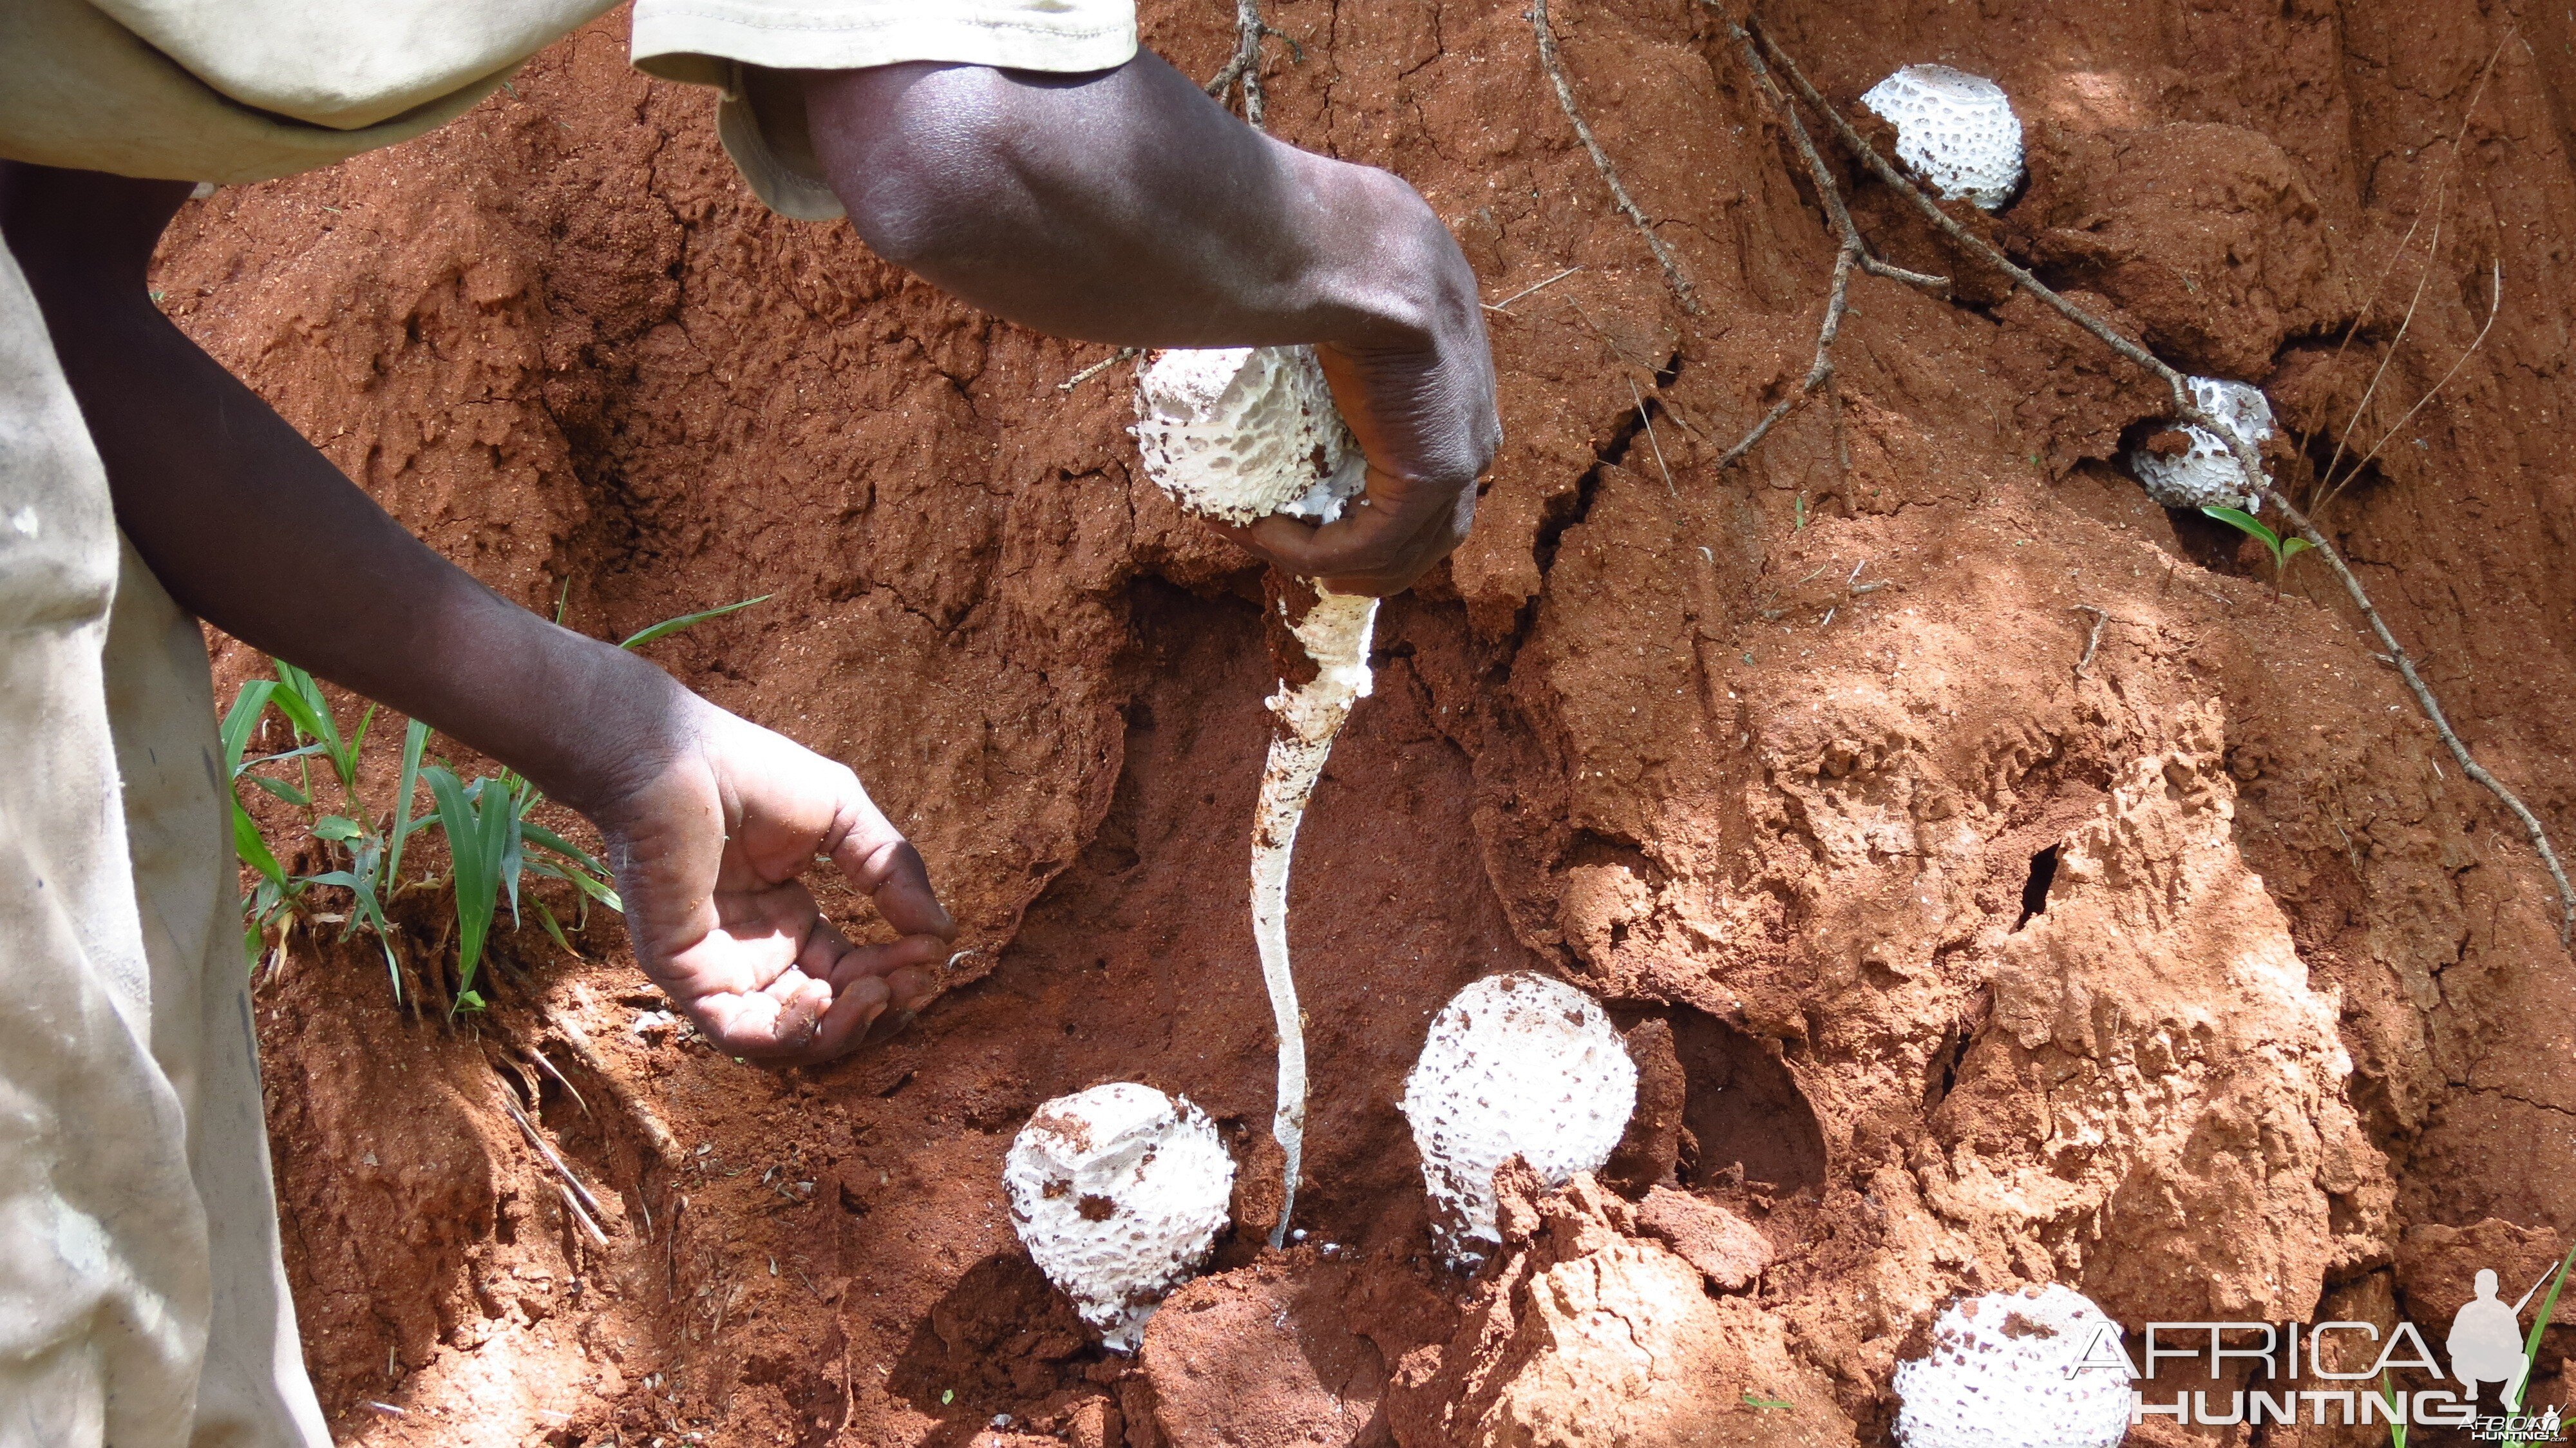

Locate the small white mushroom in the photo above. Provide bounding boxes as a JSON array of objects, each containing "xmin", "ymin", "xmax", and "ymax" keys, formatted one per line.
[
  {"xmin": 1003, "ymin": 1083, "xmax": 1236, "ymax": 1353},
  {"xmin": 1399, "ymin": 973, "xmax": 1638, "ymax": 1267},
  {"xmin": 2130, "ymin": 376, "xmax": 2275, "ymax": 510},
  {"xmin": 1133, "ymin": 346, "xmax": 1376, "ymax": 1248},
  {"xmin": 1892, "ymin": 1284, "xmax": 2132, "ymax": 1448},
  {"xmin": 1860, "ymin": 64, "xmax": 2027, "ymax": 211}
]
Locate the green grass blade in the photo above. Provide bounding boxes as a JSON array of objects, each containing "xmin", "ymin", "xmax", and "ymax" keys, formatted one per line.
[
  {"xmin": 2200, "ymin": 504, "xmax": 2281, "ymax": 551},
  {"xmin": 497, "ymin": 779, "xmax": 527, "ymax": 929},
  {"xmin": 531, "ymin": 895, "xmax": 580, "ymax": 958},
  {"xmin": 520, "ymin": 821, "xmax": 606, "ymax": 874},
  {"xmin": 270, "ymin": 660, "xmax": 357, "ymax": 794},
  {"xmin": 384, "ymin": 718, "xmax": 429, "ymax": 893},
  {"xmin": 232, "ymin": 798, "xmax": 287, "ymax": 888},
  {"xmin": 618, "ymin": 594, "xmax": 770, "ymax": 650},
  {"xmin": 2508, "ymin": 1244, "xmax": 2576, "ymax": 1431},
  {"xmin": 245, "ymin": 775, "xmax": 310, "ymax": 808},
  {"xmin": 221, "ymin": 680, "xmax": 278, "ymax": 779},
  {"xmin": 2374, "ymin": 1375, "xmax": 2407, "ymax": 1448},
  {"xmin": 347, "ymin": 703, "xmax": 377, "ymax": 771},
  {"xmin": 559, "ymin": 864, "xmax": 622, "ymax": 914},
  {"xmin": 426, "ymin": 767, "xmax": 500, "ymax": 1008}
]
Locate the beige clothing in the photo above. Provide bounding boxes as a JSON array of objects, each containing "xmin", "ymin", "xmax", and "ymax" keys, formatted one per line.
[
  {"xmin": 632, "ymin": 0, "xmax": 1139, "ymax": 218},
  {"xmin": 1, "ymin": 247, "xmax": 327, "ymax": 1447},
  {"xmin": 0, "ymin": 0, "xmax": 1133, "ymax": 1441},
  {"xmin": 0, "ymin": 0, "xmax": 1137, "ymax": 214}
]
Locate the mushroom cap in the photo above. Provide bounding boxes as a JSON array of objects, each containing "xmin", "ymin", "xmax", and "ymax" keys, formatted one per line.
[
  {"xmin": 2131, "ymin": 376, "xmax": 2275, "ymax": 510},
  {"xmin": 1133, "ymin": 347, "xmax": 1368, "ymax": 526},
  {"xmin": 1892, "ymin": 1285, "xmax": 2132, "ymax": 1448},
  {"xmin": 1860, "ymin": 64, "xmax": 2027, "ymax": 211},
  {"xmin": 1003, "ymin": 1083, "xmax": 1236, "ymax": 1353},
  {"xmin": 1399, "ymin": 973, "xmax": 1638, "ymax": 1266}
]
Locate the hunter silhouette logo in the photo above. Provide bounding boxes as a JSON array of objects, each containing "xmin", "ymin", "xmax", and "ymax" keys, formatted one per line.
[{"xmin": 2453, "ymin": 1268, "xmax": 2539, "ymax": 1404}]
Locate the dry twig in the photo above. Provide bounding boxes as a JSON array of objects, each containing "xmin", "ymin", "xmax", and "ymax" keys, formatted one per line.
[
  {"xmin": 2072, "ymin": 604, "xmax": 2109, "ymax": 677},
  {"xmin": 1627, "ymin": 377, "xmax": 1679, "ymax": 499},
  {"xmin": 1485, "ymin": 265, "xmax": 1584, "ymax": 314},
  {"xmin": 1056, "ymin": 347, "xmax": 1140, "ymax": 394},
  {"xmin": 1529, "ymin": 0, "xmax": 1700, "ymax": 312},
  {"xmin": 1206, "ymin": 0, "xmax": 1302, "ymax": 128},
  {"xmin": 1738, "ymin": 14, "xmax": 2575, "ymax": 944},
  {"xmin": 1707, "ymin": 15, "xmax": 1946, "ymax": 470}
]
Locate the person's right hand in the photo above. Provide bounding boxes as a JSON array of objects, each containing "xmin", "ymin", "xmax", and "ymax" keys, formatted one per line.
[{"xmin": 1224, "ymin": 198, "xmax": 1502, "ymax": 596}]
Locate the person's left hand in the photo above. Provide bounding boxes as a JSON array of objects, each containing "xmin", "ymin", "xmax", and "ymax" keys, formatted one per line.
[{"xmin": 584, "ymin": 698, "xmax": 955, "ymax": 1066}]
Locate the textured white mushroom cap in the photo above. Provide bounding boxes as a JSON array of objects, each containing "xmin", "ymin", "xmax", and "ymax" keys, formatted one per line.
[
  {"xmin": 2130, "ymin": 376, "xmax": 2275, "ymax": 510},
  {"xmin": 1003, "ymin": 1083, "xmax": 1236, "ymax": 1353},
  {"xmin": 1133, "ymin": 347, "xmax": 1369, "ymax": 526},
  {"xmin": 1399, "ymin": 973, "xmax": 1638, "ymax": 1266},
  {"xmin": 1860, "ymin": 65, "xmax": 2027, "ymax": 211},
  {"xmin": 1892, "ymin": 1285, "xmax": 2132, "ymax": 1448}
]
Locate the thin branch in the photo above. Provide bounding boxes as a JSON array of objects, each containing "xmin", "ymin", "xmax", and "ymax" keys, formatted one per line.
[
  {"xmin": 1485, "ymin": 265, "xmax": 1585, "ymax": 313},
  {"xmin": 2293, "ymin": 35, "xmax": 2505, "ymax": 491},
  {"xmin": 1206, "ymin": 0, "xmax": 1303, "ymax": 129},
  {"xmin": 2315, "ymin": 211, "xmax": 2447, "ymax": 509},
  {"xmin": 1750, "ymin": 19, "xmax": 2188, "ymax": 407},
  {"xmin": 1627, "ymin": 377, "xmax": 1678, "ymax": 499},
  {"xmin": 1529, "ymin": 0, "xmax": 1700, "ymax": 312},
  {"xmin": 1737, "ymin": 12, "xmax": 2573, "ymax": 945},
  {"xmin": 1714, "ymin": 245, "xmax": 1854, "ymax": 470},
  {"xmin": 2320, "ymin": 258, "xmax": 2503, "ymax": 515},
  {"xmin": 1057, "ymin": 346, "xmax": 1141, "ymax": 394},
  {"xmin": 2265, "ymin": 485, "xmax": 2574, "ymax": 944},
  {"xmin": 1703, "ymin": 13, "xmax": 1948, "ymax": 470}
]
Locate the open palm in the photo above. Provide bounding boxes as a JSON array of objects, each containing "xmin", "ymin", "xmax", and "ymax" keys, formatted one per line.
[{"xmin": 591, "ymin": 700, "xmax": 954, "ymax": 1065}]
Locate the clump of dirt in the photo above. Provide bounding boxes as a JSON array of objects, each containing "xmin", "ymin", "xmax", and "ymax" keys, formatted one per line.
[{"xmin": 149, "ymin": 0, "xmax": 2576, "ymax": 1440}]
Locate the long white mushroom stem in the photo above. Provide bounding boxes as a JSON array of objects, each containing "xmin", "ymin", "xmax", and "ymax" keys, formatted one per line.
[{"xmin": 1250, "ymin": 587, "xmax": 1379, "ymax": 1248}]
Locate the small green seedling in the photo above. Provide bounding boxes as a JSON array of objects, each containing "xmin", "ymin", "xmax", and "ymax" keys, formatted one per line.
[
  {"xmin": 1742, "ymin": 1392, "xmax": 1794, "ymax": 1411},
  {"xmin": 2504, "ymin": 1242, "xmax": 2576, "ymax": 1448},
  {"xmin": 620, "ymin": 595, "xmax": 769, "ymax": 650},
  {"xmin": 2373, "ymin": 1372, "xmax": 2407, "ymax": 1447},
  {"xmin": 2201, "ymin": 504, "xmax": 2313, "ymax": 587},
  {"xmin": 229, "ymin": 593, "xmax": 752, "ymax": 1011}
]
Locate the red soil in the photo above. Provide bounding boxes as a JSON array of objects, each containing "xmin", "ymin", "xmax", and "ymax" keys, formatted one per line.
[{"xmin": 149, "ymin": 0, "xmax": 2576, "ymax": 1440}]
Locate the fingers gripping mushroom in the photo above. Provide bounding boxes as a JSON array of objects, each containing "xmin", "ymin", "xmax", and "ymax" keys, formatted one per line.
[{"xmin": 1133, "ymin": 346, "xmax": 1372, "ymax": 1248}]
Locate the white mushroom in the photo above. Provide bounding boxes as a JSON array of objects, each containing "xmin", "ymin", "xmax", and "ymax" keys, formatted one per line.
[
  {"xmin": 1398, "ymin": 973, "xmax": 1638, "ymax": 1267},
  {"xmin": 1892, "ymin": 1285, "xmax": 2132, "ymax": 1448},
  {"xmin": 1860, "ymin": 65, "xmax": 2026, "ymax": 211},
  {"xmin": 1003, "ymin": 1083, "xmax": 1236, "ymax": 1353},
  {"xmin": 1133, "ymin": 346, "xmax": 1375, "ymax": 1248},
  {"xmin": 2130, "ymin": 376, "xmax": 2275, "ymax": 511},
  {"xmin": 1133, "ymin": 346, "xmax": 1367, "ymax": 525}
]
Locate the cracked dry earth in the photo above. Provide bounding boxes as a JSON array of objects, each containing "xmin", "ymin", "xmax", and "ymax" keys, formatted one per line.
[{"xmin": 151, "ymin": 0, "xmax": 2576, "ymax": 1441}]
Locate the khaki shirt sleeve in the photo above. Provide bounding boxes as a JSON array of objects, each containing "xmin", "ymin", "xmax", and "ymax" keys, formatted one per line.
[
  {"xmin": 630, "ymin": 0, "xmax": 1141, "ymax": 220},
  {"xmin": 0, "ymin": 0, "xmax": 616, "ymax": 184}
]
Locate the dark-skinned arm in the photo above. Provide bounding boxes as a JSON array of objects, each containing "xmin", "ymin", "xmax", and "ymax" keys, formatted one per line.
[
  {"xmin": 0, "ymin": 161, "xmax": 952, "ymax": 1063},
  {"xmin": 799, "ymin": 53, "xmax": 1501, "ymax": 595}
]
